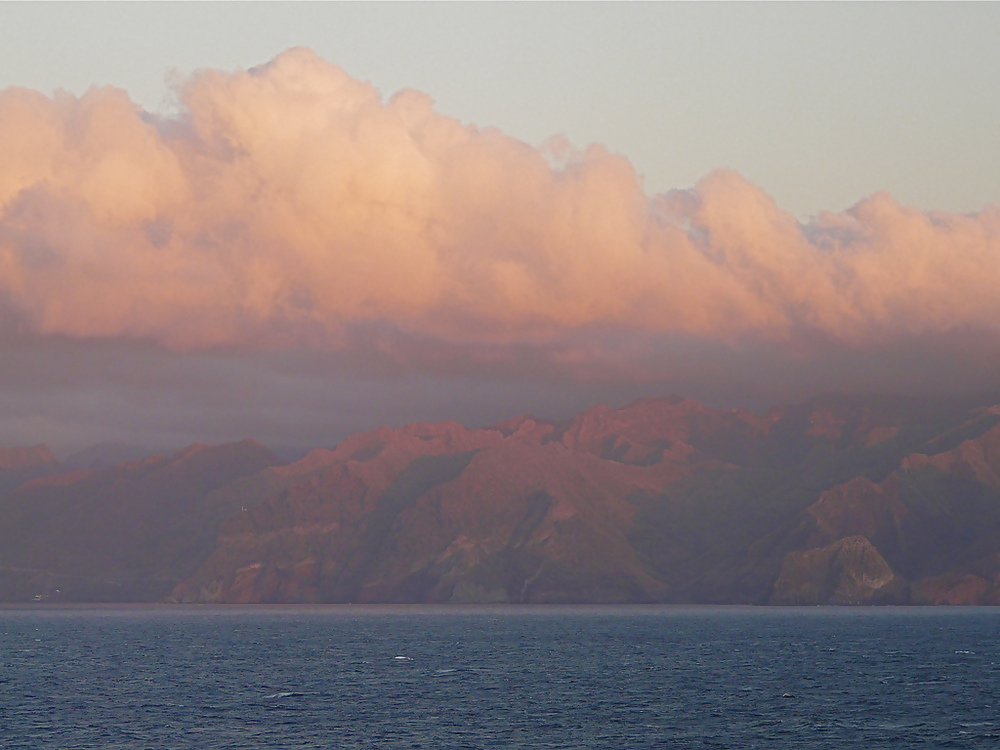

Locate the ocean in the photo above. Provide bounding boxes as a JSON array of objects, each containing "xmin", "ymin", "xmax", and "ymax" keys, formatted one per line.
[{"xmin": 1, "ymin": 606, "xmax": 997, "ymax": 749}]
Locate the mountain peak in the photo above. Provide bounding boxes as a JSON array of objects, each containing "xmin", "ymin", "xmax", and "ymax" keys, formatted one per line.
[{"xmin": 7, "ymin": 392, "xmax": 1000, "ymax": 605}]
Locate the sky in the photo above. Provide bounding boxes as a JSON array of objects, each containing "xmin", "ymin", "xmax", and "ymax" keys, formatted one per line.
[{"xmin": 2, "ymin": 2, "xmax": 1000, "ymax": 455}]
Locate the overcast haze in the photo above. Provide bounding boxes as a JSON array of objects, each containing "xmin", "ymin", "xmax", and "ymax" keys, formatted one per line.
[{"xmin": 2, "ymin": 3, "xmax": 1000, "ymax": 455}]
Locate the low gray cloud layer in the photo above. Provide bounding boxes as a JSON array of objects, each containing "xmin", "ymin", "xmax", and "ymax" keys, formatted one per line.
[{"xmin": 2, "ymin": 49, "xmax": 999, "ymax": 451}]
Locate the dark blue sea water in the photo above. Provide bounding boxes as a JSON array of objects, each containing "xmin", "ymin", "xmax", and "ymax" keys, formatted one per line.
[{"xmin": 1, "ymin": 606, "xmax": 998, "ymax": 749}]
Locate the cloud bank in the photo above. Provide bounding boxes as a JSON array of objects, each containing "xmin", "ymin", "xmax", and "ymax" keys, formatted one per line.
[{"xmin": 2, "ymin": 48, "xmax": 999, "ymax": 385}]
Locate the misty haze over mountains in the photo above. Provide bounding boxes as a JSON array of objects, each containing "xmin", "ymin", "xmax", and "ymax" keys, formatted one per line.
[
  {"xmin": 4, "ymin": 392, "xmax": 1000, "ymax": 606},
  {"xmin": 3, "ymin": 48, "xmax": 1000, "ymax": 608},
  {"xmin": 3, "ymin": 47, "xmax": 1000, "ymax": 456},
  {"xmin": 5, "ymin": 14, "xmax": 1000, "ymax": 749}
]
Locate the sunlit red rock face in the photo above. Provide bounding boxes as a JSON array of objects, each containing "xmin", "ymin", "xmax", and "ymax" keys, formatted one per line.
[
  {"xmin": 171, "ymin": 394, "xmax": 1000, "ymax": 604},
  {"xmin": 173, "ymin": 410, "xmax": 696, "ymax": 604},
  {"xmin": 4, "ymin": 394, "xmax": 1000, "ymax": 604},
  {"xmin": 770, "ymin": 536, "xmax": 899, "ymax": 605}
]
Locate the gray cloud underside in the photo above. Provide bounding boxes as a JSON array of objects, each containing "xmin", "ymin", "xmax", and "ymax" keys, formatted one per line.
[{"xmin": 2, "ymin": 49, "xmax": 999, "ymax": 449}]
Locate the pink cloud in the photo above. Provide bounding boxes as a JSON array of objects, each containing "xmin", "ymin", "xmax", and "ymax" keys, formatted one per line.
[{"xmin": 1, "ymin": 47, "xmax": 999, "ymax": 374}]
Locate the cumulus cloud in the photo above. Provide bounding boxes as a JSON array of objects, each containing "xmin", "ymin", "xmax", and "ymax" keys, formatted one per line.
[{"xmin": 2, "ymin": 47, "xmax": 1000, "ymax": 372}]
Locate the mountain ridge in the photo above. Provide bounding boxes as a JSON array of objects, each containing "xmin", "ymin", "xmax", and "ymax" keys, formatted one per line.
[{"xmin": 3, "ymin": 393, "xmax": 1000, "ymax": 604}]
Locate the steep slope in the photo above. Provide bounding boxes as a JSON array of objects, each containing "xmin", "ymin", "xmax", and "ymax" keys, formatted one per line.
[
  {"xmin": 0, "ymin": 440, "xmax": 284, "ymax": 601},
  {"xmin": 174, "ymin": 419, "xmax": 689, "ymax": 603},
  {"xmin": 627, "ymin": 397, "xmax": 1000, "ymax": 603},
  {"xmin": 771, "ymin": 536, "xmax": 899, "ymax": 605},
  {"xmin": 765, "ymin": 407, "xmax": 1000, "ymax": 604},
  {"xmin": 6, "ymin": 393, "xmax": 1000, "ymax": 605},
  {"xmin": 176, "ymin": 394, "xmax": 1000, "ymax": 604}
]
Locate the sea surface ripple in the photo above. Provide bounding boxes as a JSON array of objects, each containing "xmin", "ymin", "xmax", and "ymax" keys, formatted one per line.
[{"xmin": 1, "ymin": 605, "xmax": 997, "ymax": 749}]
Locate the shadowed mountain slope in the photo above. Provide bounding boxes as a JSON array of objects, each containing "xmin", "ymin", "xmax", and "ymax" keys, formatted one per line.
[
  {"xmin": 4, "ymin": 394, "xmax": 1000, "ymax": 604},
  {"xmin": 0, "ymin": 440, "xmax": 283, "ymax": 601},
  {"xmin": 765, "ymin": 408, "xmax": 1000, "ymax": 604}
]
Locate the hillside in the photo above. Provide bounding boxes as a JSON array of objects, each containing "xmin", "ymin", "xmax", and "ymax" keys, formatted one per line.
[{"xmin": 2, "ymin": 394, "xmax": 1000, "ymax": 604}]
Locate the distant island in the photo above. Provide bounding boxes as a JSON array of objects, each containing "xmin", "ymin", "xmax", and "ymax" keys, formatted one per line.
[{"xmin": 2, "ymin": 393, "xmax": 1000, "ymax": 605}]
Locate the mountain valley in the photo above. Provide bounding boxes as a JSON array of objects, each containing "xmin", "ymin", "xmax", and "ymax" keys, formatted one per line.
[{"xmin": 3, "ymin": 394, "xmax": 1000, "ymax": 605}]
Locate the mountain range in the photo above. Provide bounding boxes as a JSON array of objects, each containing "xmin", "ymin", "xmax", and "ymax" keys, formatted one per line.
[{"xmin": 3, "ymin": 393, "xmax": 1000, "ymax": 605}]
